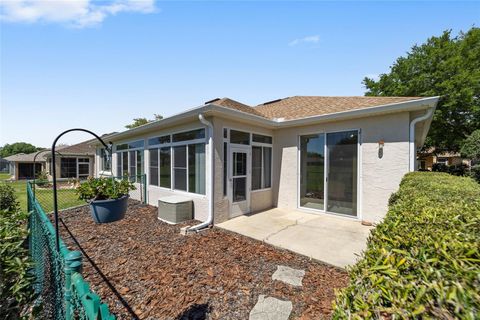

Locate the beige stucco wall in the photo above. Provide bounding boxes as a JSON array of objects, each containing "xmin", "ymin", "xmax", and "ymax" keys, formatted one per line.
[
  {"xmin": 250, "ymin": 189, "xmax": 274, "ymax": 213},
  {"xmin": 273, "ymin": 112, "xmax": 411, "ymax": 223},
  {"xmin": 147, "ymin": 187, "xmax": 208, "ymax": 221},
  {"xmin": 93, "ymin": 110, "xmax": 413, "ymax": 224}
]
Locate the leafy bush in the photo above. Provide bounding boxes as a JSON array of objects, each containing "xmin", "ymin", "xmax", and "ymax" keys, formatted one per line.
[
  {"xmin": 333, "ymin": 172, "xmax": 480, "ymax": 319},
  {"xmin": 0, "ymin": 193, "xmax": 33, "ymax": 318},
  {"xmin": 460, "ymin": 129, "xmax": 480, "ymax": 160},
  {"xmin": 35, "ymin": 170, "xmax": 49, "ymax": 187},
  {"xmin": 0, "ymin": 184, "xmax": 19, "ymax": 212},
  {"xmin": 470, "ymin": 164, "xmax": 480, "ymax": 183},
  {"xmin": 76, "ymin": 177, "xmax": 136, "ymax": 202},
  {"xmin": 432, "ymin": 162, "xmax": 469, "ymax": 177}
]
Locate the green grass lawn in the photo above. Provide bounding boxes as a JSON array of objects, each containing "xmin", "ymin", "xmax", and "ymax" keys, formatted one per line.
[{"xmin": 0, "ymin": 173, "xmax": 85, "ymax": 213}]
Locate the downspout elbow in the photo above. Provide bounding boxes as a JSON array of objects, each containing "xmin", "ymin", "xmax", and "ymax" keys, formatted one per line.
[
  {"xmin": 187, "ymin": 114, "xmax": 214, "ymax": 232},
  {"xmin": 409, "ymin": 107, "xmax": 434, "ymax": 172}
]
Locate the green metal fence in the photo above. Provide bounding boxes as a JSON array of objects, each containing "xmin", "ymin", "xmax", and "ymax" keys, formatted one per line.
[
  {"xmin": 32, "ymin": 174, "xmax": 147, "ymax": 213},
  {"xmin": 27, "ymin": 181, "xmax": 115, "ymax": 319}
]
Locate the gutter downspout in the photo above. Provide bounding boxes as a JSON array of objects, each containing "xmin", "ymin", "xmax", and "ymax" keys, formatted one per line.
[
  {"xmin": 409, "ymin": 108, "xmax": 434, "ymax": 172},
  {"xmin": 187, "ymin": 114, "xmax": 214, "ymax": 232}
]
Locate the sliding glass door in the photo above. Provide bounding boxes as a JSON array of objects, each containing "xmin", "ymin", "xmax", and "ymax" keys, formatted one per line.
[
  {"xmin": 299, "ymin": 130, "xmax": 358, "ymax": 217},
  {"xmin": 326, "ymin": 131, "xmax": 358, "ymax": 216}
]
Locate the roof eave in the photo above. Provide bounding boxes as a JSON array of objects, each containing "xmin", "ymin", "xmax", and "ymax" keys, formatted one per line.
[
  {"xmin": 91, "ymin": 96, "xmax": 439, "ymax": 144},
  {"xmin": 274, "ymin": 96, "xmax": 440, "ymax": 128}
]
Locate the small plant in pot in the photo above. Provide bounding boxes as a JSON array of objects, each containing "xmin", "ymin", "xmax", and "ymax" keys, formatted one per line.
[
  {"xmin": 35, "ymin": 170, "xmax": 50, "ymax": 187},
  {"xmin": 76, "ymin": 177, "xmax": 135, "ymax": 223}
]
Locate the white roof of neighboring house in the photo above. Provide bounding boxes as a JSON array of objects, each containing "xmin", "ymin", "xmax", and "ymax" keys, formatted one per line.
[{"xmin": 4, "ymin": 150, "xmax": 50, "ymax": 162}]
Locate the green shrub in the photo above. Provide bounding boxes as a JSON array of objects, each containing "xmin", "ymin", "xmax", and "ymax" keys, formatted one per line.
[
  {"xmin": 35, "ymin": 170, "xmax": 49, "ymax": 187},
  {"xmin": 470, "ymin": 164, "xmax": 480, "ymax": 184},
  {"xmin": 0, "ymin": 184, "xmax": 19, "ymax": 212},
  {"xmin": 0, "ymin": 201, "xmax": 33, "ymax": 318},
  {"xmin": 76, "ymin": 177, "xmax": 136, "ymax": 201},
  {"xmin": 333, "ymin": 172, "xmax": 480, "ymax": 319}
]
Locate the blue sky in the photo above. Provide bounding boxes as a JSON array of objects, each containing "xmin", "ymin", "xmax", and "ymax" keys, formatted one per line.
[{"xmin": 1, "ymin": 1, "xmax": 478, "ymax": 147}]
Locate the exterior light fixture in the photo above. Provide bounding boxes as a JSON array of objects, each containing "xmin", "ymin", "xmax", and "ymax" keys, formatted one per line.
[{"xmin": 378, "ymin": 139, "xmax": 385, "ymax": 159}]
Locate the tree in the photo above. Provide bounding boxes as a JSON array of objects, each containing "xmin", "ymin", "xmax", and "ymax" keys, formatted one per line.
[
  {"xmin": 0, "ymin": 142, "xmax": 43, "ymax": 158},
  {"xmin": 125, "ymin": 114, "xmax": 163, "ymax": 129},
  {"xmin": 364, "ymin": 27, "xmax": 480, "ymax": 152},
  {"xmin": 460, "ymin": 129, "xmax": 480, "ymax": 160}
]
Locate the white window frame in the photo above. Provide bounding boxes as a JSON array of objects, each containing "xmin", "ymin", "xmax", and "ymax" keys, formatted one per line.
[
  {"xmin": 251, "ymin": 144, "xmax": 272, "ymax": 192},
  {"xmin": 99, "ymin": 148, "xmax": 111, "ymax": 173},
  {"xmin": 115, "ymin": 139, "xmax": 145, "ymax": 179},
  {"xmin": 296, "ymin": 128, "xmax": 362, "ymax": 220},
  {"xmin": 60, "ymin": 156, "xmax": 91, "ymax": 179},
  {"xmin": 224, "ymin": 127, "xmax": 273, "ymax": 193},
  {"xmin": 146, "ymin": 127, "xmax": 207, "ymax": 196}
]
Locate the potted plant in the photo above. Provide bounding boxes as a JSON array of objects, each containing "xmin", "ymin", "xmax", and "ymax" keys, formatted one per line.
[
  {"xmin": 35, "ymin": 170, "xmax": 50, "ymax": 187},
  {"xmin": 76, "ymin": 177, "xmax": 135, "ymax": 223}
]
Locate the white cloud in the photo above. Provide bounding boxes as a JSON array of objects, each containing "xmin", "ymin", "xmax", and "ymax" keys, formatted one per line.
[
  {"xmin": 0, "ymin": 0, "xmax": 156, "ymax": 28},
  {"xmin": 288, "ymin": 35, "xmax": 320, "ymax": 47}
]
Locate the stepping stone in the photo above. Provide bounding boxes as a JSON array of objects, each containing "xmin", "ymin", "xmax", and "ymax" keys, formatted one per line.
[
  {"xmin": 249, "ymin": 295, "xmax": 292, "ymax": 320},
  {"xmin": 272, "ymin": 265, "xmax": 305, "ymax": 287}
]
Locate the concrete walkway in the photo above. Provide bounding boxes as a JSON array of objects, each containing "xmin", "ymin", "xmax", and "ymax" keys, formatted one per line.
[{"xmin": 217, "ymin": 208, "xmax": 373, "ymax": 268}]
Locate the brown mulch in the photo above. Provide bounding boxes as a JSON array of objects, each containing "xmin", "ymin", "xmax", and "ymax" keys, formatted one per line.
[{"xmin": 56, "ymin": 200, "xmax": 348, "ymax": 319}]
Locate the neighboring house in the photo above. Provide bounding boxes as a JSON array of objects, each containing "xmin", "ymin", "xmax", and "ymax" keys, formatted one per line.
[
  {"xmin": 0, "ymin": 157, "xmax": 9, "ymax": 172},
  {"xmin": 4, "ymin": 151, "xmax": 47, "ymax": 180},
  {"xmin": 5, "ymin": 140, "xmax": 96, "ymax": 180},
  {"xmin": 45, "ymin": 141, "xmax": 96, "ymax": 180},
  {"xmin": 417, "ymin": 148, "xmax": 472, "ymax": 170},
  {"xmin": 93, "ymin": 96, "xmax": 438, "ymax": 224}
]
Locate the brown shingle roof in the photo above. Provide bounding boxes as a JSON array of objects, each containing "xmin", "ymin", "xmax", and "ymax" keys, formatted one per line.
[
  {"xmin": 210, "ymin": 98, "xmax": 265, "ymax": 117},
  {"xmin": 254, "ymin": 96, "xmax": 423, "ymax": 120},
  {"xmin": 207, "ymin": 96, "xmax": 423, "ymax": 121},
  {"xmin": 52, "ymin": 140, "xmax": 95, "ymax": 156}
]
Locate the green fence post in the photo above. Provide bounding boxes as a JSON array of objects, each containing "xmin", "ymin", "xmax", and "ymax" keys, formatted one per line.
[{"xmin": 64, "ymin": 251, "xmax": 82, "ymax": 320}]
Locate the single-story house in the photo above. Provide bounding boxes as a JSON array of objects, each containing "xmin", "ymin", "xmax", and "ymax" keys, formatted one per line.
[
  {"xmin": 45, "ymin": 140, "xmax": 96, "ymax": 180},
  {"xmin": 93, "ymin": 96, "xmax": 438, "ymax": 225},
  {"xmin": 5, "ymin": 140, "xmax": 96, "ymax": 180},
  {"xmin": 417, "ymin": 148, "xmax": 472, "ymax": 170},
  {"xmin": 5, "ymin": 151, "xmax": 47, "ymax": 180}
]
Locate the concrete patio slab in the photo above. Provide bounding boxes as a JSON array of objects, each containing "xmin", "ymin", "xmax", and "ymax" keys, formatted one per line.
[{"xmin": 217, "ymin": 208, "xmax": 373, "ymax": 268}]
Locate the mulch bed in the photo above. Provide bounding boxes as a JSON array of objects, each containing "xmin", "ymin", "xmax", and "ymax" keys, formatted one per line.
[{"xmin": 56, "ymin": 200, "xmax": 348, "ymax": 319}]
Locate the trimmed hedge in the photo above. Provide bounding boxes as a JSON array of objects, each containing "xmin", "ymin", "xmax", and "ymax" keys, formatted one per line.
[{"xmin": 333, "ymin": 172, "xmax": 480, "ymax": 319}]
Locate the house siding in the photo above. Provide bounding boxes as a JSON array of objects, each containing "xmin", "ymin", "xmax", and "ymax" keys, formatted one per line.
[
  {"xmin": 273, "ymin": 112, "xmax": 411, "ymax": 223},
  {"xmin": 95, "ymin": 110, "xmax": 416, "ymax": 224}
]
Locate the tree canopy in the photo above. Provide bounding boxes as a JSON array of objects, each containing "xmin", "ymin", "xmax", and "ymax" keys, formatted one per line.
[
  {"xmin": 125, "ymin": 114, "xmax": 163, "ymax": 129},
  {"xmin": 0, "ymin": 142, "xmax": 43, "ymax": 158},
  {"xmin": 364, "ymin": 27, "xmax": 480, "ymax": 152},
  {"xmin": 460, "ymin": 129, "xmax": 480, "ymax": 160}
]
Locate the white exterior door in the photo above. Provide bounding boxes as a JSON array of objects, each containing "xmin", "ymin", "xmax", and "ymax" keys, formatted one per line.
[{"xmin": 229, "ymin": 146, "xmax": 251, "ymax": 217}]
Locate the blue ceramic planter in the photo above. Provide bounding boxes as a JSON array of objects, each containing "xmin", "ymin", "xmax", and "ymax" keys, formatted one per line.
[{"xmin": 89, "ymin": 195, "xmax": 128, "ymax": 223}]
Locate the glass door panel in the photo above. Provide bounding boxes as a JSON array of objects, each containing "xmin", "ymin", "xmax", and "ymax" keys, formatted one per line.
[
  {"xmin": 326, "ymin": 131, "xmax": 358, "ymax": 216},
  {"xmin": 300, "ymin": 134, "xmax": 325, "ymax": 210},
  {"xmin": 232, "ymin": 152, "xmax": 247, "ymax": 202}
]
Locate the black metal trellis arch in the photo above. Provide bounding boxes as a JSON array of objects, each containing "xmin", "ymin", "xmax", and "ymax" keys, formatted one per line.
[{"xmin": 51, "ymin": 128, "xmax": 112, "ymax": 252}]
